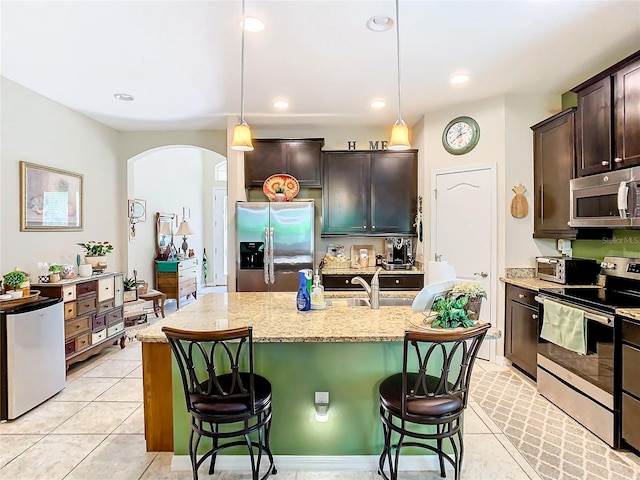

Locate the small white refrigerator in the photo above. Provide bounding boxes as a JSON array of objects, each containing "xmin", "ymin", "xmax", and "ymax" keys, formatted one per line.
[{"xmin": 1, "ymin": 297, "xmax": 65, "ymax": 420}]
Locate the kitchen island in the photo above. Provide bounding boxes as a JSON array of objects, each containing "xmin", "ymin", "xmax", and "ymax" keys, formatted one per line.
[{"xmin": 136, "ymin": 291, "xmax": 486, "ymax": 459}]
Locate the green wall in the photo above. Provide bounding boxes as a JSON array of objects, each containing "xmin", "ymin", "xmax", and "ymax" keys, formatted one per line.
[
  {"xmin": 170, "ymin": 341, "xmax": 457, "ymax": 456},
  {"xmin": 573, "ymin": 230, "xmax": 640, "ymax": 261}
]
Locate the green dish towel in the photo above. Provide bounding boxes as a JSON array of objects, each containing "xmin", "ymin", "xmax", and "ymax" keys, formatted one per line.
[{"xmin": 540, "ymin": 300, "xmax": 586, "ymax": 355}]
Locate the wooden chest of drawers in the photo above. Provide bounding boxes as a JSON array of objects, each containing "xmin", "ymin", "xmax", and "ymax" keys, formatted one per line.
[
  {"xmin": 34, "ymin": 272, "xmax": 125, "ymax": 368},
  {"xmin": 155, "ymin": 258, "xmax": 198, "ymax": 309}
]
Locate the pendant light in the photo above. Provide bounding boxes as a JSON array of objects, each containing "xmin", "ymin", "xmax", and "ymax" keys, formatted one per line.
[
  {"xmin": 388, "ymin": 0, "xmax": 410, "ymax": 151},
  {"xmin": 231, "ymin": 0, "xmax": 254, "ymax": 151}
]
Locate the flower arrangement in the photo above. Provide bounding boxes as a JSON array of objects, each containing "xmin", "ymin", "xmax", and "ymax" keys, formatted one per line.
[
  {"xmin": 77, "ymin": 241, "xmax": 114, "ymax": 256},
  {"xmin": 450, "ymin": 282, "xmax": 487, "ymax": 299}
]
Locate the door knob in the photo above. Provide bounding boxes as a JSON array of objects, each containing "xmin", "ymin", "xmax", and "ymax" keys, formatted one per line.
[{"xmin": 474, "ymin": 272, "xmax": 488, "ymax": 278}]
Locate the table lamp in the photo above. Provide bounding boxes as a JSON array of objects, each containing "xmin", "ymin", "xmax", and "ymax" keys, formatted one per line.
[{"xmin": 176, "ymin": 220, "xmax": 194, "ymax": 256}]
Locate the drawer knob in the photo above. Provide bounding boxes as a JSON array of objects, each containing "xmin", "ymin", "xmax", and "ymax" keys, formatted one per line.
[
  {"xmin": 614, "ymin": 157, "xmax": 623, "ymax": 163},
  {"xmin": 395, "ymin": 279, "xmax": 400, "ymax": 284},
  {"xmin": 345, "ymin": 280, "xmax": 349, "ymax": 284},
  {"xmin": 601, "ymin": 160, "xmax": 610, "ymax": 166},
  {"xmin": 532, "ymin": 314, "xmax": 539, "ymax": 320},
  {"xmin": 518, "ymin": 294, "xmax": 525, "ymax": 299}
]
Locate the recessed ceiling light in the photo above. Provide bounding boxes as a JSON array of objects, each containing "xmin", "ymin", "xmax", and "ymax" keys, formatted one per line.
[
  {"xmin": 450, "ymin": 74, "xmax": 470, "ymax": 85},
  {"xmin": 243, "ymin": 17, "xmax": 264, "ymax": 32},
  {"xmin": 273, "ymin": 100, "xmax": 288, "ymax": 109},
  {"xmin": 366, "ymin": 16, "xmax": 393, "ymax": 32},
  {"xmin": 114, "ymin": 93, "xmax": 134, "ymax": 102},
  {"xmin": 370, "ymin": 100, "xmax": 386, "ymax": 108}
]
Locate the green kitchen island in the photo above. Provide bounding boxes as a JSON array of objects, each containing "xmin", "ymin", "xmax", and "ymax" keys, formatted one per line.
[{"xmin": 135, "ymin": 291, "xmax": 483, "ymax": 463}]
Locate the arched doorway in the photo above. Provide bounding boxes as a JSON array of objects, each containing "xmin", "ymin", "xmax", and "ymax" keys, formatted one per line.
[{"xmin": 126, "ymin": 145, "xmax": 227, "ymax": 293}]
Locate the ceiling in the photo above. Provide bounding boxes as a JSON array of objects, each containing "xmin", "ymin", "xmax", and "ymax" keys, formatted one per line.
[{"xmin": 2, "ymin": 1, "xmax": 639, "ymax": 132}]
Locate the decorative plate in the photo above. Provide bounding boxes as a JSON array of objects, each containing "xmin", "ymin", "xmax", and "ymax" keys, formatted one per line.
[{"xmin": 263, "ymin": 174, "xmax": 300, "ymax": 201}]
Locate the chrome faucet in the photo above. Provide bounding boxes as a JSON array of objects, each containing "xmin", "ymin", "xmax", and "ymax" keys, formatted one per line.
[{"xmin": 350, "ymin": 267, "xmax": 382, "ymax": 309}]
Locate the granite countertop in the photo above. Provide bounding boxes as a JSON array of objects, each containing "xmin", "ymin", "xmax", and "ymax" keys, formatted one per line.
[
  {"xmin": 617, "ymin": 308, "xmax": 640, "ymax": 321},
  {"xmin": 322, "ymin": 267, "xmax": 423, "ymax": 275},
  {"xmin": 135, "ymin": 291, "xmax": 496, "ymax": 344},
  {"xmin": 499, "ymin": 276, "xmax": 600, "ymax": 291}
]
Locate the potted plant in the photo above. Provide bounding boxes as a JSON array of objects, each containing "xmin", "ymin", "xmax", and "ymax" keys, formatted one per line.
[
  {"xmin": 62, "ymin": 265, "xmax": 76, "ymax": 279},
  {"xmin": 273, "ymin": 186, "xmax": 287, "ymax": 202},
  {"xmin": 430, "ymin": 295, "xmax": 476, "ymax": 329},
  {"xmin": 77, "ymin": 241, "xmax": 113, "ymax": 270},
  {"xmin": 48, "ymin": 264, "xmax": 64, "ymax": 283},
  {"xmin": 3, "ymin": 270, "xmax": 27, "ymax": 297},
  {"xmin": 449, "ymin": 282, "xmax": 487, "ymax": 321}
]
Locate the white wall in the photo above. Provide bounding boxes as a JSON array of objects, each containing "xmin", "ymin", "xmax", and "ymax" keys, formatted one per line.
[{"xmin": 0, "ymin": 77, "xmax": 122, "ymax": 278}]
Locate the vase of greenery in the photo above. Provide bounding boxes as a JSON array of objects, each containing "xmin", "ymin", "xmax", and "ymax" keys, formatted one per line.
[
  {"xmin": 273, "ymin": 186, "xmax": 287, "ymax": 202},
  {"xmin": 430, "ymin": 295, "xmax": 476, "ymax": 329},
  {"xmin": 449, "ymin": 282, "xmax": 487, "ymax": 321}
]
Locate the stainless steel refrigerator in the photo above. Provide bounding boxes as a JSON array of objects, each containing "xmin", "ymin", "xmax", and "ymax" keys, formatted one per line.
[{"xmin": 236, "ymin": 201, "xmax": 314, "ymax": 292}]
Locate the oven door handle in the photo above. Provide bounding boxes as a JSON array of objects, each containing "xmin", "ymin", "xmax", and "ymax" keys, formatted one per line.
[{"xmin": 535, "ymin": 295, "xmax": 614, "ymax": 326}]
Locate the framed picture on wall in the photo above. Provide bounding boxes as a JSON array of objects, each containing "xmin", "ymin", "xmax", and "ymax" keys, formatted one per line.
[{"xmin": 20, "ymin": 161, "xmax": 83, "ymax": 231}]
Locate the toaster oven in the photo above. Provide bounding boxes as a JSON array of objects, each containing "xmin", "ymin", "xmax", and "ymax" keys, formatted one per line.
[{"xmin": 535, "ymin": 256, "xmax": 600, "ymax": 285}]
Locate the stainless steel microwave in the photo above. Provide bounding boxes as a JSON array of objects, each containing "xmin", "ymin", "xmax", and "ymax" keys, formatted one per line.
[{"xmin": 570, "ymin": 166, "xmax": 640, "ymax": 228}]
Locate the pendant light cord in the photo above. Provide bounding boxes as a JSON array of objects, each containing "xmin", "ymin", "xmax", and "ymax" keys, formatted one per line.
[
  {"xmin": 395, "ymin": 0, "xmax": 403, "ymax": 124},
  {"xmin": 239, "ymin": 0, "xmax": 246, "ymax": 125}
]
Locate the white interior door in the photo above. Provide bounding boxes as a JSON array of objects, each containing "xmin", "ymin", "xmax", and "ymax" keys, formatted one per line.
[
  {"xmin": 213, "ymin": 187, "xmax": 228, "ymax": 286},
  {"xmin": 431, "ymin": 165, "xmax": 497, "ymax": 361}
]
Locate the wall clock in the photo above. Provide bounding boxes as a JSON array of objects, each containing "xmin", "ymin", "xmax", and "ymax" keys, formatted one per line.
[{"xmin": 442, "ymin": 116, "xmax": 480, "ymax": 155}]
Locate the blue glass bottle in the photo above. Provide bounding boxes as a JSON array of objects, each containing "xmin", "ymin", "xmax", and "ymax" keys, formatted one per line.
[{"xmin": 296, "ymin": 270, "xmax": 311, "ymax": 311}]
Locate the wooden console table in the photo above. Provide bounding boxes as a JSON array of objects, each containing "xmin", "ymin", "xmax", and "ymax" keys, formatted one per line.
[{"xmin": 154, "ymin": 259, "xmax": 197, "ymax": 309}]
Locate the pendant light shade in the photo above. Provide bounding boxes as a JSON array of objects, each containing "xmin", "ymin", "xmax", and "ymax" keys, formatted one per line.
[
  {"xmin": 231, "ymin": 122, "xmax": 253, "ymax": 151},
  {"xmin": 231, "ymin": 0, "xmax": 254, "ymax": 152},
  {"xmin": 388, "ymin": 0, "xmax": 410, "ymax": 151}
]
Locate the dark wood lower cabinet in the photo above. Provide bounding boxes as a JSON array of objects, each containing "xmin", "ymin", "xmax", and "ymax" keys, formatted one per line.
[
  {"xmin": 322, "ymin": 273, "xmax": 424, "ymax": 291},
  {"xmin": 505, "ymin": 284, "xmax": 539, "ymax": 379},
  {"xmin": 622, "ymin": 317, "xmax": 640, "ymax": 452}
]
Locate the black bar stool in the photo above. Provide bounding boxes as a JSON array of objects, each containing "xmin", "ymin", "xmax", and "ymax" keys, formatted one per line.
[
  {"xmin": 378, "ymin": 324, "xmax": 490, "ymax": 480},
  {"xmin": 163, "ymin": 325, "xmax": 276, "ymax": 480}
]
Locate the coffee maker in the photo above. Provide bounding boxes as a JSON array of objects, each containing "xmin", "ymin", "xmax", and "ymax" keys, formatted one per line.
[{"xmin": 383, "ymin": 238, "xmax": 413, "ymax": 270}]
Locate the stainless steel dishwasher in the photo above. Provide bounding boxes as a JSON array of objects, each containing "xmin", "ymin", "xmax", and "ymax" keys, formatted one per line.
[{"xmin": 1, "ymin": 297, "xmax": 65, "ymax": 420}]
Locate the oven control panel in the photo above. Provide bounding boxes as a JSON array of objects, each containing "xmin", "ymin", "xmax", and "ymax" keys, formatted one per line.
[{"xmin": 602, "ymin": 256, "xmax": 640, "ymax": 280}]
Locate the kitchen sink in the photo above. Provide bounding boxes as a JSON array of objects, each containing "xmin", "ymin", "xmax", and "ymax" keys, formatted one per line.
[{"xmin": 325, "ymin": 297, "xmax": 414, "ymax": 307}]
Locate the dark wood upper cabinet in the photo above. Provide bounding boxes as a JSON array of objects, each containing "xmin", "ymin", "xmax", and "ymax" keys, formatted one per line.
[
  {"xmin": 322, "ymin": 150, "xmax": 417, "ymax": 236},
  {"xmin": 614, "ymin": 58, "xmax": 640, "ymax": 169},
  {"xmin": 322, "ymin": 152, "xmax": 369, "ymax": 235},
  {"xmin": 532, "ymin": 108, "xmax": 577, "ymax": 239},
  {"xmin": 573, "ymin": 50, "xmax": 640, "ymax": 177},
  {"xmin": 244, "ymin": 138, "xmax": 324, "ymax": 188}
]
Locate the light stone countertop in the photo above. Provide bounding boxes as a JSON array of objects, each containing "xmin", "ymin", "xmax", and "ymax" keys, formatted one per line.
[
  {"xmin": 500, "ymin": 276, "xmax": 599, "ymax": 291},
  {"xmin": 618, "ymin": 309, "xmax": 640, "ymax": 321},
  {"xmin": 134, "ymin": 291, "xmax": 481, "ymax": 344}
]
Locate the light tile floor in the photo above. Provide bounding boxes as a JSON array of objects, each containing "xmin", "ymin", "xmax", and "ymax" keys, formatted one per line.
[{"xmin": 1, "ymin": 290, "xmax": 638, "ymax": 479}]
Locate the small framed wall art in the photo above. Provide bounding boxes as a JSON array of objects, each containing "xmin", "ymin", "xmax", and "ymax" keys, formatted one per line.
[{"xmin": 20, "ymin": 161, "xmax": 83, "ymax": 231}]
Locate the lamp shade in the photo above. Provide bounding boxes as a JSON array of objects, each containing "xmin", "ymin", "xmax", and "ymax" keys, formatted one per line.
[
  {"xmin": 159, "ymin": 222, "xmax": 173, "ymax": 235},
  {"xmin": 231, "ymin": 123, "xmax": 254, "ymax": 151},
  {"xmin": 388, "ymin": 122, "xmax": 410, "ymax": 150},
  {"xmin": 176, "ymin": 221, "xmax": 193, "ymax": 236}
]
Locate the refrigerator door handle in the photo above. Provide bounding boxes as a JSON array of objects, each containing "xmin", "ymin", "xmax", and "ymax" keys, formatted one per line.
[
  {"xmin": 263, "ymin": 227, "xmax": 270, "ymax": 285},
  {"xmin": 269, "ymin": 227, "xmax": 275, "ymax": 284}
]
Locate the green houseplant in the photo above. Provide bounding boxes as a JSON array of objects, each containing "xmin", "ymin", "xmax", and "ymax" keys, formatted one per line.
[
  {"xmin": 430, "ymin": 295, "xmax": 476, "ymax": 329},
  {"xmin": 449, "ymin": 282, "xmax": 487, "ymax": 321},
  {"xmin": 3, "ymin": 270, "xmax": 26, "ymax": 292},
  {"xmin": 48, "ymin": 264, "xmax": 64, "ymax": 283},
  {"xmin": 77, "ymin": 241, "xmax": 114, "ymax": 256},
  {"xmin": 123, "ymin": 277, "xmax": 137, "ymax": 290}
]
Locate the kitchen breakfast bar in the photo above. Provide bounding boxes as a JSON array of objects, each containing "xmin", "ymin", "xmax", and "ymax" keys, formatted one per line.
[{"xmin": 136, "ymin": 291, "xmax": 491, "ymax": 459}]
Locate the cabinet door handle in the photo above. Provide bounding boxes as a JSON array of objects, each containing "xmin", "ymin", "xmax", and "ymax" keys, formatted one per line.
[
  {"xmin": 518, "ymin": 293, "xmax": 526, "ymax": 299},
  {"xmin": 614, "ymin": 157, "xmax": 623, "ymax": 163},
  {"xmin": 345, "ymin": 280, "xmax": 349, "ymax": 284},
  {"xmin": 395, "ymin": 279, "xmax": 400, "ymax": 284},
  {"xmin": 601, "ymin": 160, "xmax": 610, "ymax": 166},
  {"xmin": 372, "ymin": 225, "xmax": 376, "ymax": 229},
  {"xmin": 532, "ymin": 314, "xmax": 539, "ymax": 320}
]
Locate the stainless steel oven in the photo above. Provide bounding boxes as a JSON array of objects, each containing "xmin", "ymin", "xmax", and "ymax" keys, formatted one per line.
[
  {"xmin": 569, "ymin": 166, "xmax": 640, "ymax": 228},
  {"xmin": 536, "ymin": 256, "xmax": 640, "ymax": 449}
]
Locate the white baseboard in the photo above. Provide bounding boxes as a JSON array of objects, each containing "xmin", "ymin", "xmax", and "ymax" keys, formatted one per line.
[{"xmin": 171, "ymin": 454, "xmax": 446, "ymax": 472}]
